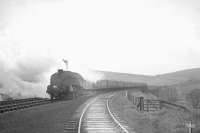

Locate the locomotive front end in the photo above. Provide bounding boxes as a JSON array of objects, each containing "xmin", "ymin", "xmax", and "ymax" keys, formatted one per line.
[{"xmin": 46, "ymin": 69, "xmax": 84, "ymax": 100}]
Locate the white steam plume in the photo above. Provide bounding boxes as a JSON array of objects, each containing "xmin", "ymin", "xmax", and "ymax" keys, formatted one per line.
[
  {"xmin": 0, "ymin": 43, "xmax": 57, "ymax": 100},
  {"xmin": 78, "ymin": 69, "xmax": 105, "ymax": 83}
]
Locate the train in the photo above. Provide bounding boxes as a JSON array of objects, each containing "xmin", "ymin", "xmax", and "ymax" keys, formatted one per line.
[
  {"xmin": 46, "ymin": 69, "xmax": 148, "ymax": 100},
  {"xmin": 46, "ymin": 69, "xmax": 84, "ymax": 100}
]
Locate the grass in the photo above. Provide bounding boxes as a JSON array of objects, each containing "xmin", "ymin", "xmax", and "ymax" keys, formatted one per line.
[{"xmin": 109, "ymin": 91, "xmax": 199, "ymax": 133}]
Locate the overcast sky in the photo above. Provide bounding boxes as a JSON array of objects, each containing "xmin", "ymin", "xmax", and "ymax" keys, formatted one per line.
[{"xmin": 0, "ymin": 0, "xmax": 200, "ymax": 75}]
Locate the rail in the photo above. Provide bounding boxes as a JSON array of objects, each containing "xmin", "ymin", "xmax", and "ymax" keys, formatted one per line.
[
  {"xmin": 77, "ymin": 93, "xmax": 129, "ymax": 133},
  {"xmin": 107, "ymin": 94, "xmax": 129, "ymax": 133}
]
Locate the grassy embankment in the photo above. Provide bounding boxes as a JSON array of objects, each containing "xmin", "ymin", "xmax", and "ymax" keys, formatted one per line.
[{"xmin": 110, "ymin": 91, "xmax": 197, "ymax": 133}]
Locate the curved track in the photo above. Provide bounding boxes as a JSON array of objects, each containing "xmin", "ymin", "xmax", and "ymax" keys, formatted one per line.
[{"xmin": 77, "ymin": 93, "xmax": 129, "ymax": 133}]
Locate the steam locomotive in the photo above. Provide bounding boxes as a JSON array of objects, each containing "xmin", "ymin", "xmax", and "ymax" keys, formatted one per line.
[
  {"xmin": 46, "ymin": 69, "xmax": 85, "ymax": 100},
  {"xmin": 46, "ymin": 69, "xmax": 148, "ymax": 100}
]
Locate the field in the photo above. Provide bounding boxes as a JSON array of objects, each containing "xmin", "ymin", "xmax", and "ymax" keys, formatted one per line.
[{"xmin": 110, "ymin": 91, "xmax": 200, "ymax": 133}]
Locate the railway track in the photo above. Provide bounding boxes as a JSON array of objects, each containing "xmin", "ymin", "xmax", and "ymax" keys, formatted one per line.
[
  {"xmin": 0, "ymin": 98, "xmax": 52, "ymax": 113},
  {"xmin": 64, "ymin": 93, "xmax": 130, "ymax": 133}
]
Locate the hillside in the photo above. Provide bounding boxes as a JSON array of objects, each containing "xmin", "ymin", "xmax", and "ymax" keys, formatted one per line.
[
  {"xmin": 153, "ymin": 68, "xmax": 200, "ymax": 85},
  {"xmin": 94, "ymin": 68, "xmax": 200, "ymax": 86},
  {"xmin": 94, "ymin": 70, "xmax": 151, "ymax": 83}
]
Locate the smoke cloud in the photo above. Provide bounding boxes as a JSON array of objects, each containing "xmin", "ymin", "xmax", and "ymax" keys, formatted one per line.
[
  {"xmin": 79, "ymin": 69, "xmax": 105, "ymax": 83},
  {"xmin": 14, "ymin": 57, "xmax": 55, "ymax": 83},
  {"xmin": 0, "ymin": 43, "xmax": 57, "ymax": 100}
]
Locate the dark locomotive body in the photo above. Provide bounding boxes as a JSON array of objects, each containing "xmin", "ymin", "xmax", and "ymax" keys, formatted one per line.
[{"xmin": 46, "ymin": 69, "xmax": 84, "ymax": 100}]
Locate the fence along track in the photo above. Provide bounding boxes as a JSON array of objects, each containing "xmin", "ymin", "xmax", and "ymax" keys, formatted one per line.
[
  {"xmin": 127, "ymin": 92, "xmax": 190, "ymax": 112},
  {"xmin": 0, "ymin": 98, "xmax": 52, "ymax": 113},
  {"xmin": 78, "ymin": 94, "xmax": 129, "ymax": 133},
  {"xmin": 0, "ymin": 98, "xmax": 43, "ymax": 105}
]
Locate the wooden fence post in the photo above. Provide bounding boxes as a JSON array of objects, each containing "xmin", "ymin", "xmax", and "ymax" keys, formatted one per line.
[
  {"xmin": 139, "ymin": 97, "xmax": 144, "ymax": 111},
  {"xmin": 159, "ymin": 101, "xmax": 162, "ymax": 110}
]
